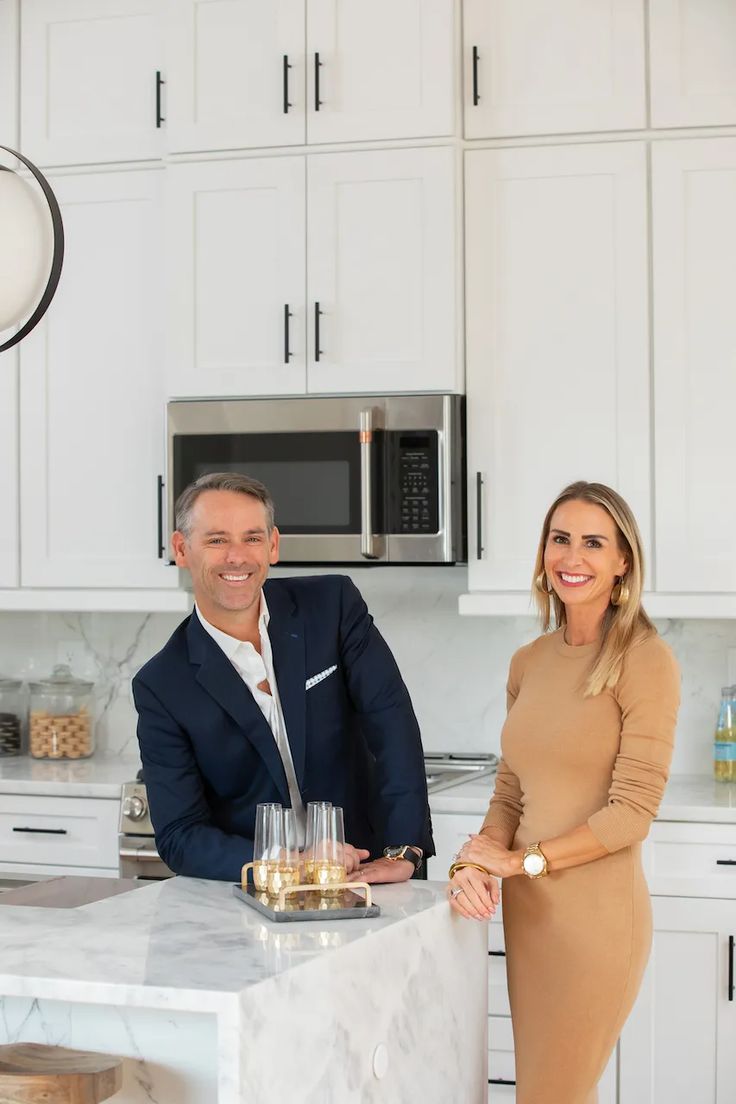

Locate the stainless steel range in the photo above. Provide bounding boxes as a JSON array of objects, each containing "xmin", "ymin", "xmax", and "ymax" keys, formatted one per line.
[{"xmin": 424, "ymin": 752, "xmax": 498, "ymax": 794}]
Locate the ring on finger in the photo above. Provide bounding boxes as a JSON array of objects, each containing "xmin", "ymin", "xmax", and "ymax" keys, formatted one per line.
[{"xmin": 449, "ymin": 886, "xmax": 464, "ymax": 899}]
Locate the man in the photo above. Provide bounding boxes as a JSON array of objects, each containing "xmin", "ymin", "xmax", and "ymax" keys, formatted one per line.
[{"xmin": 133, "ymin": 471, "xmax": 433, "ymax": 883}]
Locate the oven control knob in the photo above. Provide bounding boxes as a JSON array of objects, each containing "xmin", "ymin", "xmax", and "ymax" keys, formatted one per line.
[{"xmin": 123, "ymin": 795, "xmax": 146, "ymax": 820}]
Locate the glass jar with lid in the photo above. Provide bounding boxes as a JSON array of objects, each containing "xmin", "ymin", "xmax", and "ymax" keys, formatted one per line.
[
  {"xmin": 0, "ymin": 675, "xmax": 25, "ymax": 757},
  {"xmin": 28, "ymin": 664, "xmax": 95, "ymax": 759}
]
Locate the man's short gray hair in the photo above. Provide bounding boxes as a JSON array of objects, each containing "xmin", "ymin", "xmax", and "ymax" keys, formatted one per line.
[{"xmin": 175, "ymin": 472, "xmax": 275, "ymax": 538}]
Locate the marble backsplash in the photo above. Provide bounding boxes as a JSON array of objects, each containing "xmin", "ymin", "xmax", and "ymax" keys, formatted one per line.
[{"xmin": 0, "ymin": 567, "xmax": 734, "ymax": 774}]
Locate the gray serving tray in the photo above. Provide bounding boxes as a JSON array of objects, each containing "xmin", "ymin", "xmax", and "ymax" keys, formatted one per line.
[{"xmin": 232, "ymin": 883, "xmax": 380, "ymax": 922}]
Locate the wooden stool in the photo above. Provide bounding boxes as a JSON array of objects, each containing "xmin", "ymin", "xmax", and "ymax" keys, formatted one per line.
[{"xmin": 0, "ymin": 1043, "xmax": 122, "ymax": 1104}]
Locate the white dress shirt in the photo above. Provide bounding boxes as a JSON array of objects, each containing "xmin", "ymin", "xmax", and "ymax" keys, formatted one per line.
[{"xmin": 195, "ymin": 597, "xmax": 307, "ymax": 845}]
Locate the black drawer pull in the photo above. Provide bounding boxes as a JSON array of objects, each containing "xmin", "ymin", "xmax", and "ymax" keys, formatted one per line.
[
  {"xmin": 282, "ymin": 54, "xmax": 292, "ymax": 113},
  {"xmin": 729, "ymin": 935, "xmax": 734, "ymax": 1002},
  {"xmin": 155, "ymin": 70, "xmax": 165, "ymax": 127},
  {"xmin": 489, "ymin": 1078, "xmax": 516, "ymax": 1086},
  {"xmin": 12, "ymin": 826, "xmax": 68, "ymax": 835},
  {"xmin": 716, "ymin": 859, "xmax": 736, "ymax": 866},
  {"xmin": 472, "ymin": 46, "xmax": 480, "ymax": 106},
  {"xmin": 488, "ymin": 950, "xmax": 506, "ymax": 957}
]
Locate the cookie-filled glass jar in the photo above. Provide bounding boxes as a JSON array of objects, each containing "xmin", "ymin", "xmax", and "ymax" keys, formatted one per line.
[
  {"xmin": 28, "ymin": 664, "xmax": 95, "ymax": 759},
  {"xmin": 0, "ymin": 675, "xmax": 25, "ymax": 757}
]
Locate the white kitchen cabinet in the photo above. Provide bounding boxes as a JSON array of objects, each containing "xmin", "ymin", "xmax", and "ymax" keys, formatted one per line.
[
  {"xmin": 0, "ymin": 793, "xmax": 119, "ymax": 871},
  {"xmin": 166, "ymin": 156, "xmax": 306, "ymax": 399},
  {"xmin": 165, "ymin": 0, "xmax": 304, "ymax": 154},
  {"xmin": 0, "ymin": 0, "xmax": 18, "ymax": 147},
  {"xmin": 619, "ymin": 895, "xmax": 736, "ymax": 1103},
  {"xmin": 307, "ymin": 146, "xmax": 458, "ymax": 394},
  {"xmin": 465, "ymin": 141, "xmax": 650, "ymax": 593},
  {"xmin": 650, "ymin": 0, "xmax": 736, "ymax": 128},
  {"xmin": 463, "ymin": 0, "xmax": 645, "ymax": 139},
  {"xmin": 306, "ymin": 0, "xmax": 454, "ymax": 144},
  {"xmin": 19, "ymin": 167, "xmax": 177, "ymax": 589},
  {"xmin": 0, "ymin": 348, "xmax": 19, "ymax": 587},
  {"xmin": 20, "ymin": 0, "xmax": 164, "ymax": 167},
  {"xmin": 652, "ymin": 138, "xmax": 736, "ymax": 594}
]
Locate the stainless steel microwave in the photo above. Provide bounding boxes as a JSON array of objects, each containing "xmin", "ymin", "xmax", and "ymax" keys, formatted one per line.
[{"xmin": 165, "ymin": 394, "xmax": 466, "ymax": 565}]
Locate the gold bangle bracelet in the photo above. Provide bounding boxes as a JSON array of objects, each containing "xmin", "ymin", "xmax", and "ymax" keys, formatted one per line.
[{"xmin": 448, "ymin": 860, "xmax": 492, "ymax": 880}]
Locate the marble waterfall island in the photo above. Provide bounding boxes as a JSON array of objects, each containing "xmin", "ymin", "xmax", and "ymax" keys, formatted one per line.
[{"xmin": 0, "ymin": 877, "xmax": 488, "ymax": 1103}]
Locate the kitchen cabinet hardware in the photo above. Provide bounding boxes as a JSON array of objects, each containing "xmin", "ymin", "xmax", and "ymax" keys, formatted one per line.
[
  {"xmin": 489, "ymin": 1077, "xmax": 516, "ymax": 1086},
  {"xmin": 284, "ymin": 304, "xmax": 292, "ymax": 363},
  {"xmin": 716, "ymin": 859, "xmax": 736, "ymax": 865},
  {"xmin": 155, "ymin": 70, "xmax": 165, "ymax": 128},
  {"xmin": 471, "ymin": 46, "xmax": 480, "ymax": 106},
  {"xmin": 476, "ymin": 472, "xmax": 484, "ymax": 559},
  {"xmin": 730, "ymin": 935, "xmax": 734, "ymax": 1001},
  {"xmin": 12, "ymin": 826, "xmax": 67, "ymax": 835},
  {"xmin": 314, "ymin": 52, "xmax": 323, "ymax": 110},
  {"xmin": 488, "ymin": 950, "xmax": 506, "ymax": 957},
  {"xmin": 157, "ymin": 475, "xmax": 165, "ymax": 559},
  {"xmin": 314, "ymin": 301, "xmax": 323, "ymax": 361},
  {"xmin": 282, "ymin": 55, "xmax": 292, "ymax": 114}
]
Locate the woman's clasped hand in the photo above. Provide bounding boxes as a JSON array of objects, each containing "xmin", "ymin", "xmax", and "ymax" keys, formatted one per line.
[
  {"xmin": 447, "ymin": 834, "xmax": 519, "ymax": 921},
  {"xmin": 458, "ymin": 834, "xmax": 522, "ymax": 879}
]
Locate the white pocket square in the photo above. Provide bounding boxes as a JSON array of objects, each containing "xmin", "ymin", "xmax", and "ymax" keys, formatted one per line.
[{"xmin": 305, "ymin": 665, "xmax": 337, "ymax": 691}]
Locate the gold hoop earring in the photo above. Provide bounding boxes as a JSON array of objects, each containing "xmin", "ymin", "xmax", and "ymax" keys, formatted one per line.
[
  {"xmin": 611, "ymin": 576, "xmax": 630, "ymax": 607},
  {"xmin": 535, "ymin": 570, "xmax": 554, "ymax": 595}
]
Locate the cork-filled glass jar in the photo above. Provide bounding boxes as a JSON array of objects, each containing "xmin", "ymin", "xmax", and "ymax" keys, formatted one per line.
[
  {"xmin": 28, "ymin": 664, "xmax": 95, "ymax": 759},
  {"xmin": 0, "ymin": 675, "xmax": 25, "ymax": 757}
]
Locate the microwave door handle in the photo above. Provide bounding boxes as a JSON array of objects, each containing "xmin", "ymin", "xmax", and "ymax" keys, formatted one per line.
[{"xmin": 360, "ymin": 409, "xmax": 379, "ymax": 560}]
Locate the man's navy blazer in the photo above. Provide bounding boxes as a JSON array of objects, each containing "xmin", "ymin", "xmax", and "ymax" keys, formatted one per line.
[{"xmin": 132, "ymin": 574, "xmax": 434, "ymax": 881}]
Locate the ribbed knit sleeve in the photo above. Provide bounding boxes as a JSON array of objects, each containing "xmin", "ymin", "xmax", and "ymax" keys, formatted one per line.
[
  {"xmin": 481, "ymin": 646, "xmax": 528, "ymax": 846},
  {"xmin": 587, "ymin": 635, "xmax": 680, "ymax": 853}
]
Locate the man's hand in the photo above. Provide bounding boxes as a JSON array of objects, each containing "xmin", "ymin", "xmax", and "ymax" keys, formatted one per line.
[
  {"xmin": 347, "ymin": 857, "xmax": 414, "ymax": 884},
  {"xmin": 343, "ymin": 843, "xmax": 371, "ymax": 875}
]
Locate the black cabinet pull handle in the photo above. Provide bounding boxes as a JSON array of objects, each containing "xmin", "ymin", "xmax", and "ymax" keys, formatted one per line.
[
  {"xmin": 13, "ymin": 826, "xmax": 68, "ymax": 835},
  {"xmin": 716, "ymin": 859, "xmax": 736, "ymax": 866},
  {"xmin": 157, "ymin": 474, "xmax": 165, "ymax": 559},
  {"xmin": 488, "ymin": 950, "xmax": 506, "ymax": 957},
  {"xmin": 155, "ymin": 70, "xmax": 165, "ymax": 127},
  {"xmin": 489, "ymin": 1078, "xmax": 516, "ymax": 1086},
  {"xmin": 472, "ymin": 46, "xmax": 480, "ymax": 106},
  {"xmin": 314, "ymin": 301, "xmax": 323, "ymax": 361},
  {"xmin": 284, "ymin": 304, "xmax": 292, "ymax": 363},
  {"xmin": 476, "ymin": 472, "xmax": 484, "ymax": 559},
  {"xmin": 729, "ymin": 935, "xmax": 734, "ymax": 1002},
  {"xmin": 314, "ymin": 52, "xmax": 323, "ymax": 110},
  {"xmin": 283, "ymin": 55, "xmax": 292, "ymax": 114}
]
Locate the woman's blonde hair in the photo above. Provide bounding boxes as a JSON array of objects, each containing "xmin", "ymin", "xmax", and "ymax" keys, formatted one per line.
[{"xmin": 532, "ymin": 480, "xmax": 655, "ymax": 696}]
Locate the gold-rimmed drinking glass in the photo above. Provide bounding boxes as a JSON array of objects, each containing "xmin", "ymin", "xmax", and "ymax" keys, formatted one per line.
[
  {"xmin": 312, "ymin": 805, "xmax": 347, "ymax": 895},
  {"xmin": 252, "ymin": 802, "xmax": 281, "ymax": 891},
  {"xmin": 266, "ymin": 807, "xmax": 301, "ymax": 898},
  {"xmin": 303, "ymin": 800, "xmax": 332, "ymax": 883}
]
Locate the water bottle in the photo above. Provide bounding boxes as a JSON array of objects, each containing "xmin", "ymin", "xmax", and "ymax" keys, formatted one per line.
[{"xmin": 714, "ymin": 686, "xmax": 736, "ymax": 783}]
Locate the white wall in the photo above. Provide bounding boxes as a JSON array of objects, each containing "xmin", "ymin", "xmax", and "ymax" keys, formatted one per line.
[{"xmin": 0, "ymin": 567, "xmax": 731, "ymax": 775}]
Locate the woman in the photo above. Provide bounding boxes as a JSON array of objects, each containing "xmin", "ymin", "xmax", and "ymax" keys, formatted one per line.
[{"xmin": 448, "ymin": 481, "xmax": 680, "ymax": 1104}]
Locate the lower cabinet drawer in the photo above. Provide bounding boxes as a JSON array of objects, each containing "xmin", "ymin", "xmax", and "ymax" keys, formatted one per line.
[
  {"xmin": 488, "ymin": 1015, "xmax": 516, "ymax": 1100},
  {"xmin": 488, "ymin": 918, "xmax": 511, "ymax": 1016},
  {"xmin": 0, "ymin": 795, "xmax": 119, "ymax": 869},
  {"xmin": 645, "ymin": 821, "xmax": 736, "ymax": 898}
]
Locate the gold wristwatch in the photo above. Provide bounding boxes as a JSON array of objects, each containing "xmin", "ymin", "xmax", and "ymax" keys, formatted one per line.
[{"xmin": 521, "ymin": 842, "xmax": 549, "ymax": 879}]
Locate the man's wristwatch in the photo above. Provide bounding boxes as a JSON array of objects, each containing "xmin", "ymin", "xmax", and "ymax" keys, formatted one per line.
[
  {"xmin": 521, "ymin": 842, "xmax": 549, "ymax": 879},
  {"xmin": 383, "ymin": 845, "xmax": 423, "ymax": 872}
]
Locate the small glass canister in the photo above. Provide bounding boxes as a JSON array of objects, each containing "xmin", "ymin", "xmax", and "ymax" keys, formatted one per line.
[
  {"xmin": 28, "ymin": 664, "xmax": 95, "ymax": 759},
  {"xmin": 0, "ymin": 675, "xmax": 25, "ymax": 757}
]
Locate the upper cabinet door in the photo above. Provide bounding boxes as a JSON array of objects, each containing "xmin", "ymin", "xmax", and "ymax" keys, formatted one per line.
[
  {"xmin": 650, "ymin": 0, "xmax": 736, "ymax": 127},
  {"xmin": 165, "ymin": 0, "xmax": 304, "ymax": 153},
  {"xmin": 306, "ymin": 147, "xmax": 458, "ymax": 395},
  {"xmin": 0, "ymin": 0, "xmax": 18, "ymax": 147},
  {"xmin": 166, "ymin": 157, "xmax": 306, "ymax": 399},
  {"xmin": 306, "ymin": 0, "xmax": 455, "ymax": 143},
  {"xmin": 465, "ymin": 142, "xmax": 650, "ymax": 593},
  {"xmin": 463, "ymin": 0, "xmax": 646, "ymax": 139},
  {"xmin": 19, "ymin": 169, "xmax": 175, "ymax": 588},
  {"xmin": 652, "ymin": 139, "xmax": 736, "ymax": 594},
  {"xmin": 20, "ymin": 0, "xmax": 164, "ymax": 166}
]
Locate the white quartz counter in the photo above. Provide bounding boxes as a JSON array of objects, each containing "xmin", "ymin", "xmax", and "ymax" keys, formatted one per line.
[
  {"xmin": 430, "ymin": 772, "xmax": 736, "ymax": 823},
  {"xmin": 0, "ymin": 754, "xmax": 139, "ymax": 797},
  {"xmin": 0, "ymin": 877, "xmax": 487, "ymax": 1103}
]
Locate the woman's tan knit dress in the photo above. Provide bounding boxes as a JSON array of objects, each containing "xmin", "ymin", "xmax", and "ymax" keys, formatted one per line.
[{"xmin": 482, "ymin": 629, "xmax": 680, "ymax": 1104}]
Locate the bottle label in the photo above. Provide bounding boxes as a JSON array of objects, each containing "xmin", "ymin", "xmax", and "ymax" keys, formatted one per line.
[{"xmin": 714, "ymin": 742, "xmax": 736, "ymax": 762}]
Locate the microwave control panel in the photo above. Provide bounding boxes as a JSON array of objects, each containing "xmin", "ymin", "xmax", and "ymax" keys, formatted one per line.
[{"xmin": 392, "ymin": 432, "xmax": 439, "ymax": 534}]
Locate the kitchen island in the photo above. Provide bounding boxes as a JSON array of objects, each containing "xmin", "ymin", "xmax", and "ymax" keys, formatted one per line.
[{"xmin": 0, "ymin": 877, "xmax": 487, "ymax": 1103}]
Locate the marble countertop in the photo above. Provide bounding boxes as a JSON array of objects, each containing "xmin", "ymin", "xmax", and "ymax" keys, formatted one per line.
[
  {"xmin": 0, "ymin": 876, "xmax": 449, "ymax": 1015},
  {"xmin": 0, "ymin": 755, "xmax": 140, "ymax": 797},
  {"xmin": 429, "ymin": 772, "xmax": 736, "ymax": 823}
]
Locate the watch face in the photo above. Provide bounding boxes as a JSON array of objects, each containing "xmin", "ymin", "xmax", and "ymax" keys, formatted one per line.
[
  {"xmin": 523, "ymin": 852, "xmax": 545, "ymax": 877},
  {"xmin": 384, "ymin": 847, "xmax": 403, "ymax": 859}
]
